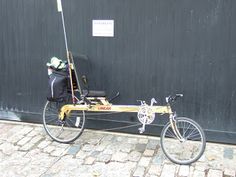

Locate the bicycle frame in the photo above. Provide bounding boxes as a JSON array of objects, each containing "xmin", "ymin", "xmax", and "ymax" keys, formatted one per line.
[
  {"xmin": 59, "ymin": 102, "xmax": 172, "ymax": 118},
  {"xmin": 53, "ymin": 51, "xmax": 184, "ymax": 139},
  {"xmin": 58, "ymin": 98, "xmax": 184, "ymax": 141}
]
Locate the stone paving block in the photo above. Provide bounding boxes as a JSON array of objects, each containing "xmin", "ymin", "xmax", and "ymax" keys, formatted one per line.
[
  {"xmin": 84, "ymin": 156, "xmax": 96, "ymax": 165},
  {"xmin": 27, "ymin": 130, "xmax": 39, "ymax": 137},
  {"xmin": 45, "ymin": 155, "xmax": 82, "ymax": 175},
  {"xmin": 160, "ymin": 164, "xmax": 176, "ymax": 177},
  {"xmin": 209, "ymin": 160, "xmax": 225, "ymax": 171},
  {"xmin": 7, "ymin": 134, "xmax": 24, "ymax": 144},
  {"xmin": 30, "ymin": 135, "xmax": 43, "ymax": 144},
  {"xmin": 98, "ymin": 140, "xmax": 110, "ymax": 146},
  {"xmin": 145, "ymin": 175, "xmax": 158, "ymax": 177},
  {"xmin": 18, "ymin": 127, "xmax": 34, "ymax": 135},
  {"xmin": 91, "ymin": 150, "xmax": 100, "ymax": 156},
  {"xmin": 121, "ymin": 143, "xmax": 134, "ymax": 153},
  {"xmin": 17, "ymin": 136, "xmax": 32, "ymax": 146},
  {"xmin": 107, "ymin": 142, "xmax": 123, "ymax": 152},
  {"xmin": 138, "ymin": 157, "xmax": 152, "ymax": 167},
  {"xmin": 0, "ymin": 142, "xmax": 19, "ymax": 155},
  {"xmin": 128, "ymin": 138, "xmax": 139, "ymax": 144},
  {"xmin": 112, "ymin": 151, "xmax": 128, "ymax": 162},
  {"xmin": 148, "ymin": 164, "xmax": 162, "ymax": 176},
  {"xmin": 102, "ymin": 134, "xmax": 114, "ymax": 141},
  {"xmin": 37, "ymin": 140, "xmax": 51, "ymax": 149},
  {"xmin": 198, "ymin": 154, "xmax": 206, "ymax": 162},
  {"xmin": 128, "ymin": 151, "xmax": 142, "ymax": 162},
  {"xmin": 67, "ymin": 145, "xmax": 81, "ymax": 155},
  {"xmin": 206, "ymin": 154, "xmax": 217, "ymax": 161},
  {"xmin": 82, "ymin": 144, "xmax": 95, "ymax": 152},
  {"xmin": 51, "ymin": 148, "xmax": 66, "ymax": 157},
  {"xmin": 224, "ymin": 169, "xmax": 236, "ymax": 177},
  {"xmin": 143, "ymin": 149, "xmax": 155, "ymax": 157},
  {"xmin": 2, "ymin": 125, "xmax": 23, "ymax": 141},
  {"xmin": 102, "ymin": 148, "xmax": 114, "ymax": 155},
  {"xmin": 95, "ymin": 144, "xmax": 107, "ymax": 152},
  {"xmin": 10, "ymin": 151, "xmax": 28, "ymax": 159},
  {"xmin": 135, "ymin": 143, "xmax": 147, "ymax": 152},
  {"xmin": 20, "ymin": 142, "xmax": 35, "ymax": 151},
  {"xmin": 76, "ymin": 150, "xmax": 88, "ymax": 159},
  {"xmin": 24, "ymin": 148, "xmax": 41, "ymax": 158},
  {"xmin": 21, "ymin": 163, "xmax": 48, "ymax": 177},
  {"xmin": 89, "ymin": 162, "xmax": 136, "ymax": 177},
  {"xmin": 208, "ymin": 169, "xmax": 223, "ymax": 177},
  {"xmin": 43, "ymin": 145, "xmax": 55, "ymax": 153},
  {"xmin": 87, "ymin": 138, "xmax": 102, "ymax": 145},
  {"xmin": 56, "ymin": 142, "xmax": 70, "ymax": 149},
  {"xmin": 194, "ymin": 162, "xmax": 209, "ymax": 172},
  {"xmin": 0, "ymin": 124, "xmax": 13, "ymax": 135},
  {"xmin": 152, "ymin": 153, "xmax": 166, "ymax": 165},
  {"xmin": 146, "ymin": 140, "xmax": 159, "ymax": 150},
  {"xmin": 30, "ymin": 155, "xmax": 56, "ymax": 168},
  {"xmin": 97, "ymin": 153, "xmax": 112, "ymax": 163},
  {"xmin": 193, "ymin": 170, "xmax": 205, "ymax": 177},
  {"xmin": 224, "ymin": 148, "xmax": 234, "ymax": 160},
  {"xmin": 188, "ymin": 166, "xmax": 194, "ymax": 177},
  {"xmin": 178, "ymin": 165, "xmax": 190, "ymax": 177},
  {"xmin": 116, "ymin": 136, "xmax": 124, "ymax": 142},
  {"xmin": 139, "ymin": 138, "xmax": 149, "ymax": 144},
  {"xmin": 133, "ymin": 166, "xmax": 145, "ymax": 177},
  {"xmin": 19, "ymin": 136, "xmax": 42, "ymax": 151}
]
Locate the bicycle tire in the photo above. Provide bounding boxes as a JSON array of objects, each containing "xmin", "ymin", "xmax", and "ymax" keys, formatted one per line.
[
  {"xmin": 160, "ymin": 117, "xmax": 206, "ymax": 165},
  {"xmin": 42, "ymin": 101, "xmax": 86, "ymax": 143}
]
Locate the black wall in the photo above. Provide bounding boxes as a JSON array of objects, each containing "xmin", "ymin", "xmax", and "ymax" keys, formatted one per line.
[{"xmin": 1, "ymin": 0, "xmax": 236, "ymax": 143}]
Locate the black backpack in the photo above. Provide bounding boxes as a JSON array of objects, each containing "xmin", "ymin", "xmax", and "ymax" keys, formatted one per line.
[{"xmin": 47, "ymin": 70, "xmax": 68, "ymax": 102}]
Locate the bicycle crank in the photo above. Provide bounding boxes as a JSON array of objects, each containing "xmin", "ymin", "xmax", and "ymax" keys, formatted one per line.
[{"xmin": 137, "ymin": 98, "xmax": 157, "ymax": 133}]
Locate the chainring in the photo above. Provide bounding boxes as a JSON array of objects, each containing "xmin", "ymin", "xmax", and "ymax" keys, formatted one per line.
[{"xmin": 137, "ymin": 105, "xmax": 155, "ymax": 124}]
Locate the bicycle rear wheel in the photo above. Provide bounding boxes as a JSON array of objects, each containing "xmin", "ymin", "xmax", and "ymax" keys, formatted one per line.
[
  {"xmin": 43, "ymin": 101, "xmax": 86, "ymax": 143},
  {"xmin": 160, "ymin": 117, "xmax": 206, "ymax": 165}
]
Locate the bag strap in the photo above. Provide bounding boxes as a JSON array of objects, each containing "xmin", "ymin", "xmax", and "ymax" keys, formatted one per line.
[{"xmin": 56, "ymin": 61, "xmax": 63, "ymax": 69}]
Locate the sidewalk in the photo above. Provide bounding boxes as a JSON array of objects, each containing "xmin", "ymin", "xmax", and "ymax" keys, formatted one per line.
[{"xmin": 0, "ymin": 120, "xmax": 235, "ymax": 177}]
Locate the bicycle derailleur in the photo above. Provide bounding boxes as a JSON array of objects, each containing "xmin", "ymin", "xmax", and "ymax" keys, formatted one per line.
[{"xmin": 137, "ymin": 98, "xmax": 157, "ymax": 134}]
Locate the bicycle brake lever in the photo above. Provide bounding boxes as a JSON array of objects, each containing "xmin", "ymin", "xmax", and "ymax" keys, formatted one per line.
[
  {"xmin": 150, "ymin": 98, "xmax": 157, "ymax": 106},
  {"xmin": 176, "ymin": 94, "xmax": 184, "ymax": 97},
  {"xmin": 137, "ymin": 100, "xmax": 146, "ymax": 105}
]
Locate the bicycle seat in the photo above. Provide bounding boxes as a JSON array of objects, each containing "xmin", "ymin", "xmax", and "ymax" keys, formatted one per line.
[{"xmin": 82, "ymin": 90, "xmax": 106, "ymax": 97}]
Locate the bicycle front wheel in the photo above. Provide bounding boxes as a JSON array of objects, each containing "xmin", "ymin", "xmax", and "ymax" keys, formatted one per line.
[
  {"xmin": 43, "ymin": 101, "xmax": 86, "ymax": 143},
  {"xmin": 160, "ymin": 117, "xmax": 206, "ymax": 165}
]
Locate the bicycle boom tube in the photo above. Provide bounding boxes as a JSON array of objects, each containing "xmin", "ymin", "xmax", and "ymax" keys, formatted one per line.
[{"xmin": 59, "ymin": 104, "xmax": 173, "ymax": 120}]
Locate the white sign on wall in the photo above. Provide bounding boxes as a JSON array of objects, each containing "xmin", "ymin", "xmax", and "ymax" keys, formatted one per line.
[{"xmin": 92, "ymin": 20, "xmax": 114, "ymax": 37}]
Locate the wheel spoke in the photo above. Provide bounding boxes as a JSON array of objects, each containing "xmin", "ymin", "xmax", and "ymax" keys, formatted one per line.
[
  {"xmin": 186, "ymin": 128, "xmax": 199, "ymax": 139},
  {"xmin": 55, "ymin": 127, "xmax": 64, "ymax": 138},
  {"xmin": 166, "ymin": 129, "xmax": 177, "ymax": 139},
  {"xmin": 182, "ymin": 122, "xmax": 191, "ymax": 137},
  {"xmin": 46, "ymin": 118, "xmax": 59, "ymax": 124}
]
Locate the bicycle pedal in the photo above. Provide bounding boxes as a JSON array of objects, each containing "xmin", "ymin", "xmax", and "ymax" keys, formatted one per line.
[{"xmin": 138, "ymin": 127, "xmax": 145, "ymax": 134}]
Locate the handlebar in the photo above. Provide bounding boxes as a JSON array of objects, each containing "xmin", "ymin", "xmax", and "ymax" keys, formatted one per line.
[{"xmin": 166, "ymin": 94, "xmax": 183, "ymax": 104}]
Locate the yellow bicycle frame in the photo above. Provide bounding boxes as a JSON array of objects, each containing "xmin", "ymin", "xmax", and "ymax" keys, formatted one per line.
[{"xmin": 59, "ymin": 103, "xmax": 173, "ymax": 120}]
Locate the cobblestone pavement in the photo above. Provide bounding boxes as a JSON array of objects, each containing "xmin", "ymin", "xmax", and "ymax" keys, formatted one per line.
[{"xmin": 0, "ymin": 120, "xmax": 236, "ymax": 177}]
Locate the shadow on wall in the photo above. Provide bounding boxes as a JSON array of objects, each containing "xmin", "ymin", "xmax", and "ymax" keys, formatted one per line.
[{"xmin": 0, "ymin": 110, "xmax": 21, "ymax": 121}]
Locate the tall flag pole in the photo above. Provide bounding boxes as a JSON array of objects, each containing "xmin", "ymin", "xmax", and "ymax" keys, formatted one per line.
[
  {"xmin": 57, "ymin": 0, "xmax": 75, "ymax": 103},
  {"xmin": 57, "ymin": 0, "xmax": 69, "ymax": 56}
]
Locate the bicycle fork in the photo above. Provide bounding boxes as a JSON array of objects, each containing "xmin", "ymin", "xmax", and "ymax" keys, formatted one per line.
[{"xmin": 169, "ymin": 113, "xmax": 185, "ymax": 142}]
